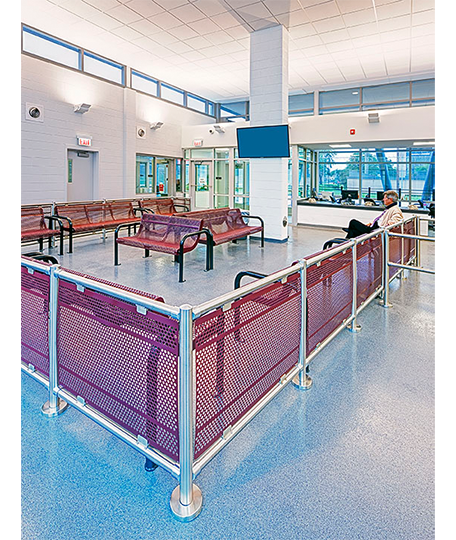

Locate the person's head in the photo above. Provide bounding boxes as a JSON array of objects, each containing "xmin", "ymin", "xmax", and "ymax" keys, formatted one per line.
[{"xmin": 383, "ymin": 190, "xmax": 398, "ymax": 205}]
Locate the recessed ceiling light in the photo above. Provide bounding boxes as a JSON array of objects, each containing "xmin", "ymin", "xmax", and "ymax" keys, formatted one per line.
[
  {"xmin": 330, "ymin": 144, "xmax": 352, "ymax": 148},
  {"xmin": 413, "ymin": 141, "xmax": 435, "ymax": 145},
  {"xmin": 352, "ymin": 91, "xmax": 359, "ymax": 95}
]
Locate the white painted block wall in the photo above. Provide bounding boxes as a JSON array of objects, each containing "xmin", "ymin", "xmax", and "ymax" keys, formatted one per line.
[{"xmin": 21, "ymin": 54, "xmax": 212, "ymax": 204}]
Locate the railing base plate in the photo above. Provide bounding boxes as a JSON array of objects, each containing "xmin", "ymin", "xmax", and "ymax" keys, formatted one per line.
[
  {"xmin": 170, "ymin": 484, "xmax": 203, "ymax": 522},
  {"xmin": 292, "ymin": 373, "xmax": 313, "ymax": 391},
  {"xmin": 348, "ymin": 323, "xmax": 362, "ymax": 333},
  {"xmin": 41, "ymin": 398, "xmax": 69, "ymax": 418}
]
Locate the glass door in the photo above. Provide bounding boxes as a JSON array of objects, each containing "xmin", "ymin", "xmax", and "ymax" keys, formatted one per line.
[
  {"xmin": 156, "ymin": 158, "xmax": 170, "ymax": 196},
  {"xmin": 192, "ymin": 161, "xmax": 213, "ymax": 209}
]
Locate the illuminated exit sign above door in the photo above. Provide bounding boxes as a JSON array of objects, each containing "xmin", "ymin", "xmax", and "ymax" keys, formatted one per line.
[
  {"xmin": 77, "ymin": 136, "xmax": 92, "ymax": 147},
  {"xmin": 193, "ymin": 139, "xmax": 203, "ymax": 147}
]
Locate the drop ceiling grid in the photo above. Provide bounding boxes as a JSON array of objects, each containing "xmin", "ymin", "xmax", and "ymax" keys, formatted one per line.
[{"xmin": 22, "ymin": 0, "xmax": 434, "ymax": 101}]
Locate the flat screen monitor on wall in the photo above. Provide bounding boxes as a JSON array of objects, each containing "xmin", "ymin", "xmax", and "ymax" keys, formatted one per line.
[{"xmin": 236, "ymin": 125, "xmax": 290, "ymax": 158}]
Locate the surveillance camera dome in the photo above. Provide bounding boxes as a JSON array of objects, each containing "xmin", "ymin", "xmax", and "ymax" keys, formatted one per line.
[
  {"xmin": 209, "ymin": 129, "xmax": 214, "ymax": 134},
  {"xmin": 29, "ymin": 107, "xmax": 41, "ymax": 119}
]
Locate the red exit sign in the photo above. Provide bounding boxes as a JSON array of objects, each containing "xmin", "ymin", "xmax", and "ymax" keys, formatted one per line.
[{"xmin": 78, "ymin": 137, "xmax": 92, "ymax": 147}]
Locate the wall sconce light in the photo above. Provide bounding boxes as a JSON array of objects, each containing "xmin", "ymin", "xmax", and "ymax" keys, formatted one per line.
[
  {"xmin": 150, "ymin": 122, "xmax": 164, "ymax": 130},
  {"xmin": 367, "ymin": 112, "xmax": 380, "ymax": 123},
  {"xmin": 74, "ymin": 103, "xmax": 91, "ymax": 114},
  {"xmin": 213, "ymin": 124, "xmax": 225, "ymax": 133}
]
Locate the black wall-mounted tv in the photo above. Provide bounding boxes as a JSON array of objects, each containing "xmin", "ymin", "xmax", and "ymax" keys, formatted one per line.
[{"xmin": 236, "ymin": 124, "xmax": 290, "ymax": 158}]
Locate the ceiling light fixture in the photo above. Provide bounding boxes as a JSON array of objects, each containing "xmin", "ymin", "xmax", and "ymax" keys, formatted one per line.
[
  {"xmin": 330, "ymin": 144, "xmax": 352, "ymax": 148},
  {"xmin": 413, "ymin": 141, "xmax": 435, "ymax": 145}
]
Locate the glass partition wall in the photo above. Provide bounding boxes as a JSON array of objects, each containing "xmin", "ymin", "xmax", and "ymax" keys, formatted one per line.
[{"xmin": 315, "ymin": 148, "xmax": 435, "ymax": 203}]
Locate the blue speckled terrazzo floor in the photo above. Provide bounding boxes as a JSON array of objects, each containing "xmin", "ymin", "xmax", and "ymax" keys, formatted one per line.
[{"xmin": 21, "ymin": 226, "xmax": 435, "ymax": 540}]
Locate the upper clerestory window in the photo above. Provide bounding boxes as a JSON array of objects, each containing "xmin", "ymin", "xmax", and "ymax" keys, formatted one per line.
[
  {"xmin": 22, "ymin": 25, "xmax": 81, "ymax": 70},
  {"xmin": 83, "ymin": 52, "xmax": 125, "ymax": 85}
]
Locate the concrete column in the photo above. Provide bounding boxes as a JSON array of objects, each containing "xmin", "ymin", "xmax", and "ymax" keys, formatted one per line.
[
  {"xmin": 123, "ymin": 87, "xmax": 137, "ymax": 198},
  {"xmin": 249, "ymin": 25, "xmax": 289, "ymax": 242}
]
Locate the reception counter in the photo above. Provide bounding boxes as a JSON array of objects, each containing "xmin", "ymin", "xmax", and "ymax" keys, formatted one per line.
[{"xmin": 296, "ymin": 200, "xmax": 429, "ymax": 232}]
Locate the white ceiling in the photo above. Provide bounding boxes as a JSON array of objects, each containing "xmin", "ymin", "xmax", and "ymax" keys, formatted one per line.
[{"xmin": 21, "ymin": 0, "xmax": 435, "ymax": 102}]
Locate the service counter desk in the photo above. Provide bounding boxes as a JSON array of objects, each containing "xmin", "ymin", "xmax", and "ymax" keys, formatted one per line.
[{"xmin": 296, "ymin": 200, "xmax": 430, "ymax": 234}]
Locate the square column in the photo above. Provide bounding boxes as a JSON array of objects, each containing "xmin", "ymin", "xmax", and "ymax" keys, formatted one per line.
[{"xmin": 249, "ymin": 25, "xmax": 289, "ymax": 242}]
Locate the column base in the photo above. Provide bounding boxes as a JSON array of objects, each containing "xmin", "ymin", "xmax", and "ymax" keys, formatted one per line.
[
  {"xmin": 170, "ymin": 484, "xmax": 203, "ymax": 522},
  {"xmin": 41, "ymin": 398, "xmax": 69, "ymax": 418}
]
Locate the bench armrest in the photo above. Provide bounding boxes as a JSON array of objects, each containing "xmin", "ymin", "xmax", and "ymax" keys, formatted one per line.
[
  {"xmin": 234, "ymin": 271, "xmax": 268, "ymax": 290},
  {"xmin": 44, "ymin": 215, "xmax": 64, "ymax": 231},
  {"xmin": 242, "ymin": 214, "xmax": 264, "ymax": 228},
  {"xmin": 54, "ymin": 214, "xmax": 73, "ymax": 229},
  {"xmin": 173, "ymin": 204, "xmax": 189, "ymax": 212},
  {"xmin": 138, "ymin": 208, "xmax": 155, "ymax": 214}
]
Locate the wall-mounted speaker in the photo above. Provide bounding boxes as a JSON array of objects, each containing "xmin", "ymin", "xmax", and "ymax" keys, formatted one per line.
[{"xmin": 25, "ymin": 103, "xmax": 44, "ymax": 122}]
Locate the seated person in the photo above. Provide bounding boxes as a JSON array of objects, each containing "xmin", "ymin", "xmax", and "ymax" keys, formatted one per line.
[{"xmin": 342, "ymin": 190, "xmax": 403, "ymax": 239}]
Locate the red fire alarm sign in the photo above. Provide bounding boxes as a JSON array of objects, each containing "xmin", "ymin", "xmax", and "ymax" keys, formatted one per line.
[{"xmin": 350, "ymin": 129, "xmax": 356, "ymax": 135}]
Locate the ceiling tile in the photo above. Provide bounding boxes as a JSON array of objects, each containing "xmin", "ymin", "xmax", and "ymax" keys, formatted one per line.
[
  {"xmin": 224, "ymin": 24, "xmax": 251, "ymax": 39},
  {"xmin": 342, "ymin": 7, "xmax": 376, "ymax": 26},
  {"xmin": 166, "ymin": 24, "xmax": 199, "ymax": 39},
  {"xmin": 204, "ymin": 31, "xmax": 235, "ymax": 45},
  {"xmin": 171, "ymin": 3, "xmax": 206, "ymax": 24},
  {"xmin": 304, "ymin": 1, "xmax": 341, "ymax": 22},
  {"xmin": 347, "ymin": 22, "xmax": 378, "ymax": 38},
  {"xmin": 313, "ymin": 15, "xmax": 346, "ymax": 33},
  {"xmin": 289, "ymin": 24, "xmax": 317, "ymax": 39},
  {"xmin": 411, "ymin": 23, "xmax": 434, "ymax": 37},
  {"xmin": 377, "ymin": 15, "xmax": 410, "ymax": 32},
  {"xmin": 211, "ymin": 10, "xmax": 243, "ymax": 29},
  {"xmin": 304, "ymin": 44, "xmax": 330, "ymax": 57},
  {"xmin": 192, "ymin": 0, "xmax": 228, "ymax": 17},
  {"xmin": 376, "ymin": 0, "xmax": 412, "ymax": 20},
  {"xmin": 248, "ymin": 18, "xmax": 278, "ymax": 31},
  {"xmin": 152, "ymin": 11, "xmax": 183, "ymax": 30},
  {"xmin": 275, "ymin": 9, "xmax": 310, "ymax": 27},
  {"xmin": 126, "ymin": 0, "xmax": 165, "ymax": 18},
  {"xmin": 224, "ymin": 0, "xmax": 260, "ymax": 8},
  {"xmin": 412, "ymin": 0, "xmax": 434, "ymax": 12},
  {"xmin": 262, "ymin": 0, "xmax": 302, "ymax": 16},
  {"xmin": 106, "ymin": 4, "xmax": 143, "ymax": 24},
  {"xmin": 165, "ymin": 40, "xmax": 193, "ymax": 54},
  {"xmin": 149, "ymin": 31, "xmax": 181, "ymax": 46},
  {"xmin": 129, "ymin": 19, "xmax": 162, "ymax": 35},
  {"xmin": 188, "ymin": 17, "xmax": 222, "ymax": 34},
  {"xmin": 236, "ymin": 2, "xmax": 273, "ymax": 22},
  {"xmin": 111, "ymin": 25, "xmax": 143, "ymax": 41},
  {"xmin": 380, "ymin": 28, "xmax": 411, "ymax": 43},
  {"xmin": 181, "ymin": 49, "xmax": 206, "ymax": 61},
  {"xmin": 185, "ymin": 35, "xmax": 213, "ymax": 49},
  {"xmin": 83, "ymin": 0, "xmax": 119, "ymax": 10},
  {"xmin": 335, "ymin": 0, "xmax": 373, "ymax": 14},
  {"xmin": 412, "ymin": 10, "xmax": 434, "ymax": 25},
  {"xmin": 154, "ymin": 0, "xmax": 188, "ymax": 9},
  {"xmin": 293, "ymin": 34, "xmax": 324, "ymax": 48},
  {"xmin": 320, "ymin": 28, "xmax": 351, "ymax": 43},
  {"xmin": 199, "ymin": 45, "xmax": 225, "ymax": 58}
]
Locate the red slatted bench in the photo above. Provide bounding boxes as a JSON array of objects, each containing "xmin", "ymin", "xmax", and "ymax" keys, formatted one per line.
[
  {"xmin": 55, "ymin": 201, "xmax": 141, "ymax": 253},
  {"xmin": 177, "ymin": 207, "xmax": 264, "ymax": 247},
  {"xmin": 114, "ymin": 214, "xmax": 213, "ymax": 282},
  {"xmin": 139, "ymin": 197, "xmax": 190, "ymax": 215},
  {"xmin": 21, "ymin": 206, "xmax": 65, "ymax": 255}
]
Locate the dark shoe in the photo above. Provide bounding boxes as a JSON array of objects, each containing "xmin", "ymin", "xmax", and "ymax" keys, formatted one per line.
[{"xmin": 342, "ymin": 227, "xmax": 349, "ymax": 233}]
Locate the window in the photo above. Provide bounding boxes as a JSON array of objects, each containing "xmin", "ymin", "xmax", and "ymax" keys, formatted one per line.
[
  {"xmin": 362, "ymin": 82, "xmax": 410, "ymax": 110},
  {"xmin": 320, "ymin": 88, "xmax": 360, "ymax": 114},
  {"xmin": 289, "ymin": 93, "xmax": 314, "ymax": 116},
  {"xmin": 412, "ymin": 79, "xmax": 435, "ymax": 107},
  {"xmin": 318, "ymin": 150, "xmax": 360, "ymax": 194},
  {"xmin": 131, "ymin": 71, "xmax": 159, "ymax": 97},
  {"xmin": 161, "ymin": 83, "xmax": 185, "ymax": 106},
  {"xmin": 220, "ymin": 101, "xmax": 248, "ymax": 121},
  {"xmin": 22, "ymin": 25, "xmax": 81, "ymax": 69},
  {"xmin": 187, "ymin": 93, "xmax": 206, "ymax": 113},
  {"xmin": 83, "ymin": 52, "xmax": 125, "ymax": 85}
]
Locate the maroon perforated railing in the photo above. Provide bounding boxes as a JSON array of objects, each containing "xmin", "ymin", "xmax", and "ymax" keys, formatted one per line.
[
  {"xmin": 305, "ymin": 248, "xmax": 353, "ymax": 356},
  {"xmin": 193, "ymin": 272, "xmax": 301, "ymax": 459},
  {"xmin": 55, "ymin": 275, "xmax": 180, "ymax": 461},
  {"xmin": 21, "ymin": 265, "xmax": 50, "ymax": 377},
  {"xmin": 356, "ymin": 234, "xmax": 383, "ymax": 308}
]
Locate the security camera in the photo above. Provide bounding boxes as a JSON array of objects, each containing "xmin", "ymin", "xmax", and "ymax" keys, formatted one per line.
[{"xmin": 209, "ymin": 129, "xmax": 214, "ymax": 134}]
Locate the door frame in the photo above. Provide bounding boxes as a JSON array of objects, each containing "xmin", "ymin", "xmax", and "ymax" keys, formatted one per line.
[
  {"xmin": 65, "ymin": 145, "xmax": 100, "ymax": 202},
  {"xmin": 190, "ymin": 160, "xmax": 214, "ymax": 210}
]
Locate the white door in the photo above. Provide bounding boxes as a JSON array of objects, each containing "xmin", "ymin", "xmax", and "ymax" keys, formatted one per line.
[
  {"xmin": 191, "ymin": 161, "xmax": 213, "ymax": 210},
  {"xmin": 67, "ymin": 149, "xmax": 96, "ymax": 201}
]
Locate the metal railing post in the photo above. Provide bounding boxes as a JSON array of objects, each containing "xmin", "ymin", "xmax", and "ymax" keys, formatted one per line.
[
  {"xmin": 381, "ymin": 230, "xmax": 392, "ymax": 309},
  {"xmin": 416, "ymin": 217, "xmax": 422, "ymax": 268},
  {"xmin": 293, "ymin": 260, "xmax": 312, "ymax": 390},
  {"xmin": 398, "ymin": 221, "xmax": 405, "ymax": 279},
  {"xmin": 349, "ymin": 243, "xmax": 362, "ymax": 332},
  {"xmin": 170, "ymin": 304, "xmax": 203, "ymax": 521},
  {"xmin": 41, "ymin": 265, "xmax": 69, "ymax": 417}
]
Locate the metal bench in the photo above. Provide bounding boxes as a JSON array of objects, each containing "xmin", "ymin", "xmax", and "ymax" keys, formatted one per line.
[
  {"xmin": 177, "ymin": 207, "xmax": 264, "ymax": 248},
  {"xmin": 139, "ymin": 197, "xmax": 190, "ymax": 215},
  {"xmin": 55, "ymin": 201, "xmax": 141, "ymax": 253},
  {"xmin": 114, "ymin": 214, "xmax": 213, "ymax": 283},
  {"xmin": 21, "ymin": 206, "xmax": 65, "ymax": 255}
]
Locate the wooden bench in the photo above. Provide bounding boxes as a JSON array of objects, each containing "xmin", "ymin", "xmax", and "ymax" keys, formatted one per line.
[
  {"xmin": 21, "ymin": 206, "xmax": 65, "ymax": 255},
  {"xmin": 138, "ymin": 197, "xmax": 190, "ymax": 215},
  {"xmin": 114, "ymin": 214, "xmax": 213, "ymax": 282},
  {"xmin": 177, "ymin": 207, "xmax": 264, "ymax": 247},
  {"xmin": 54, "ymin": 201, "xmax": 141, "ymax": 253}
]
